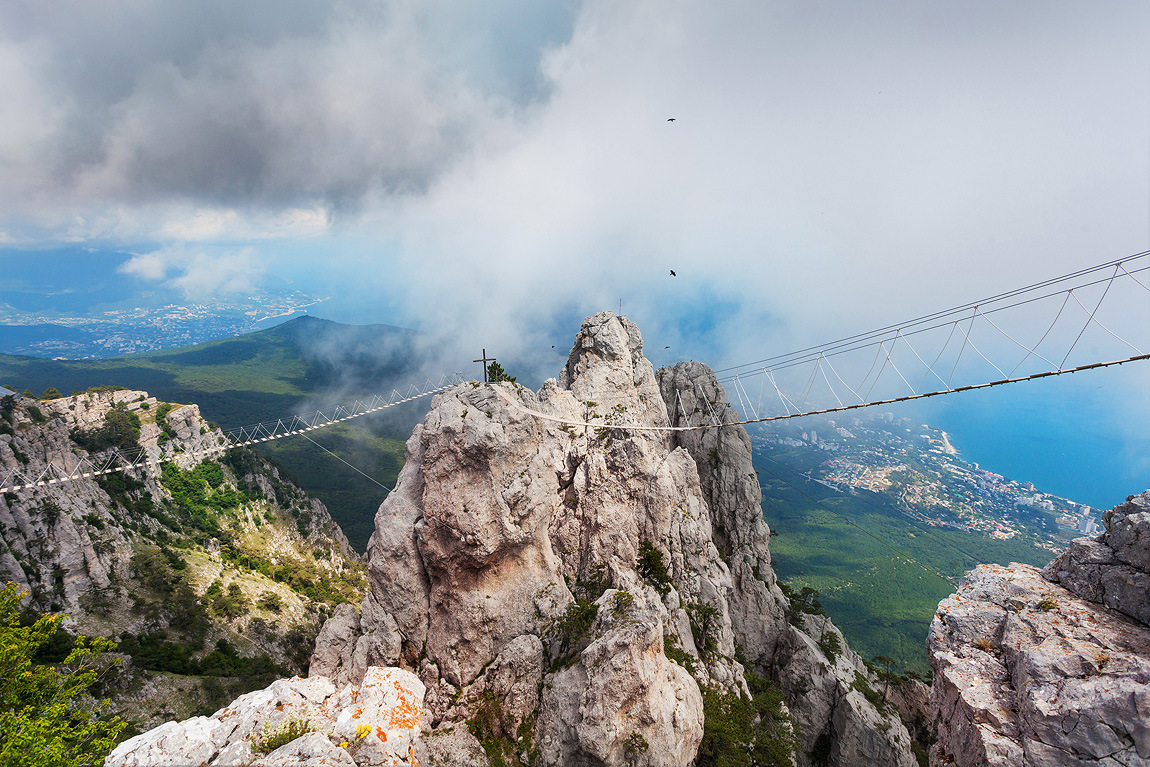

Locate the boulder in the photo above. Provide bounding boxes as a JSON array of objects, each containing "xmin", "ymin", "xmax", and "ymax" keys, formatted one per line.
[
  {"xmin": 929, "ymin": 563, "xmax": 1150, "ymax": 766},
  {"xmin": 105, "ymin": 667, "xmax": 424, "ymax": 767}
]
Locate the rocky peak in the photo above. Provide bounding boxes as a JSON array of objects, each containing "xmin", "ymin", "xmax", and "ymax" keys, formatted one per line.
[
  {"xmin": 311, "ymin": 311, "xmax": 917, "ymax": 767},
  {"xmin": 557, "ymin": 310, "xmax": 670, "ymax": 429},
  {"xmin": 1042, "ymin": 490, "xmax": 1150, "ymax": 625}
]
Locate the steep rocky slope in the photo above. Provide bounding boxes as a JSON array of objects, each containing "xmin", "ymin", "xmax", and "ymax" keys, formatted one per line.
[
  {"xmin": 0, "ymin": 387, "xmax": 364, "ymax": 729},
  {"xmin": 311, "ymin": 311, "xmax": 917, "ymax": 766},
  {"xmin": 928, "ymin": 491, "xmax": 1150, "ymax": 765}
]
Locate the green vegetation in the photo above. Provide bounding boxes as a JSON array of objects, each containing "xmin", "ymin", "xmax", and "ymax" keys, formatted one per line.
[
  {"xmin": 0, "ymin": 583, "xmax": 126, "ymax": 767},
  {"xmin": 696, "ymin": 671, "xmax": 797, "ymax": 767},
  {"xmin": 486, "ymin": 361, "xmax": 516, "ymax": 383},
  {"xmin": 850, "ymin": 671, "xmax": 886, "ymax": 715},
  {"xmin": 160, "ymin": 461, "xmax": 247, "ymax": 539},
  {"xmin": 549, "ymin": 568, "xmax": 611, "ymax": 669},
  {"xmin": 468, "ymin": 691, "xmax": 517, "ymax": 767},
  {"xmin": 686, "ymin": 601, "xmax": 722, "ymax": 656},
  {"xmin": 817, "ymin": 632, "xmax": 842, "ymax": 665},
  {"xmin": 663, "ymin": 633, "xmax": 696, "ymax": 673},
  {"xmin": 116, "ymin": 635, "xmax": 281, "ymax": 681},
  {"xmin": 153, "ymin": 402, "xmax": 177, "ymax": 444},
  {"xmin": 760, "ymin": 452, "xmax": 1052, "ymax": 676},
  {"xmin": 637, "ymin": 539, "xmax": 672, "ymax": 594},
  {"xmin": 252, "ymin": 717, "xmax": 313, "ymax": 755}
]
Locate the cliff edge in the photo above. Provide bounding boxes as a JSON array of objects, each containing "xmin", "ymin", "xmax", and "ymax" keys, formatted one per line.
[{"xmin": 928, "ymin": 491, "xmax": 1150, "ymax": 766}]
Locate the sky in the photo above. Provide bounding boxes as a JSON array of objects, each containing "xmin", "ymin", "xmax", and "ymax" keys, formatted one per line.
[{"xmin": 1, "ymin": 0, "xmax": 1148, "ymax": 504}]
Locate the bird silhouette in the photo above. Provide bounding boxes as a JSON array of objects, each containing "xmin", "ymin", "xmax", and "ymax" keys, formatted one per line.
[
  {"xmin": 670, "ymin": 270, "xmax": 677, "ymax": 277},
  {"xmin": 667, "ymin": 118, "xmax": 676, "ymax": 122},
  {"xmin": 664, "ymin": 346, "xmax": 670, "ymax": 349}
]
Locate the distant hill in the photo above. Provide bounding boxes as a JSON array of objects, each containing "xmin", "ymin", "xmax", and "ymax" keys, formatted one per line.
[{"xmin": 0, "ymin": 316, "xmax": 435, "ymax": 550}]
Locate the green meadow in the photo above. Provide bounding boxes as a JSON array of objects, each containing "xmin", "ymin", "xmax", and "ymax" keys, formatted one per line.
[{"xmin": 758, "ymin": 450, "xmax": 1053, "ymax": 677}]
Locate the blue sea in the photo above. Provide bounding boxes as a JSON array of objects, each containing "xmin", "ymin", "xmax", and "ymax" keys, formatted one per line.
[{"xmin": 898, "ymin": 362, "xmax": 1149, "ymax": 511}]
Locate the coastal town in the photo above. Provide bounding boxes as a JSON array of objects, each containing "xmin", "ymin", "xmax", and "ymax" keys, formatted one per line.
[
  {"xmin": 750, "ymin": 412, "xmax": 1097, "ymax": 552},
  {"xmin": 0, "ymin": 290, "xmax": 327, "ymax": 358}
]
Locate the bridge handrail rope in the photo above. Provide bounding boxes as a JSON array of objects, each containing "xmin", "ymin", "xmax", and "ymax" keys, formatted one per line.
[
  {"xmin": 712, "ymin": 261, "xmax": 1150, "ymax": 383},
  {"xmin": 0, "ymin": 372, "xmax": 463, "ymax": 494},
  {"xmin": 714, "ymin": 250, "xmax": 1149, "ymax": 376}
]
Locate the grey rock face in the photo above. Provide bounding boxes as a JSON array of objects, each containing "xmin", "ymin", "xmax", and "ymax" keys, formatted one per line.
[
  {"xmin": 929, "ymin": 562, "xmax": 1150, "ymax": 766},
  {"xmin": 1044, "ymin": 491, "xmax": 1150, "ymax": 625},
  {"xmin": 314, "ymin": 311, "xmax": 915, "ymax": 767}
]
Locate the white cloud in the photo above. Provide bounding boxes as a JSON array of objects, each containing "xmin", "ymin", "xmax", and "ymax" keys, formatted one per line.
[{"xmin": 118, "ymin": 245, "xmax": 266, "ymax": 299}]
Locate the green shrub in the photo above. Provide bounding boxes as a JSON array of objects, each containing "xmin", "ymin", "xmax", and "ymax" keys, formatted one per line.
[
  {"xmin": 553, "ymin": 598, "xmax": 598, "ymax": 664},
  {"xmin": 486, "ymin": 362, "xmax": 516, "ymax": 384},
  {"xmin": 467, "ymin": 691, "xmax": 515, "ymax": 767},
  {"xmin": 71, "ymin": 404, "xmax": 141, "ymax": 453},
  {"xmin": 779, "ymin": 582, "xmax": 824, "ymax": 626},
  {"xmin": 817, "ymin": 632, "xmax": 842, "ymax": 665},
  {"xmin": 637, "ymin": 540, "xmax": 672, "ymax": 594},
  {"xmin": 611, "ymin": 590, "xmax": 633, "ymax": 618},
  {"xmin": 253, "ymin": 717, "xmax": 312, "ymax": 754},
  {"xmin": 258, "ymin": 592, "xmax": 282, "ymax": 613},
  {"xmin": 0, "ymin": 583, "xmax": 125, "ymax": 767},
  {"xmin": 697, "ymin": 671, "xmax": 797, "ymax": 767},
  {"xmin": 686, "ymin": 601, "xmax": 722, "ymax": 655},
  {"xmin": 851, "ymin": 672, "xmax": 886, "ymax": 714},
  {"xmin": 663, "ymin": 633, "xmax": 696, "ymax": 673}
]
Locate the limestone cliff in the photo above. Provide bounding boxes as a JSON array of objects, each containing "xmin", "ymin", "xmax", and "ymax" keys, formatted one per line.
[
  {"xmin": 311, "ymin": 311, "xmax": 915, "ymax": 767},
  {"xmin": 0, "ymin": 387, "xmax": 363, "ymax": 729},
  {"xmin": 928, "ymin": 491, "xmax": 1150, "ymax": 765}
]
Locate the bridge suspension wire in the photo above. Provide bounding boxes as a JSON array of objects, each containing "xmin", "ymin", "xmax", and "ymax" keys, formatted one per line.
[
  {"xmin": 714, "ymin": 250, "xmax": 1150, "ymax": 378},
  {"xmin": 494, "ymin": 250, "xmax": 1150, "ymax": 433},
  {"xmin": 0, "ymin": 372, "xmax": 463, "ymax": 495},
  {"xmin": 495, "ymin": 351, "xmax": 1150, "ymax": 434}
]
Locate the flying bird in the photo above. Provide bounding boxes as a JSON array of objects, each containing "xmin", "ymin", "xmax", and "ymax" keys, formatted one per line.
[
  {"xmin": 670, "ymin": 270, "xmax": 676, "ymax": 277},
  {"xmin": 664, "ymin": 346, "xmax": 670, "ymax": 349},
  {"xmin": 667, "ymin": 118, "xmax": 676, "ymax": 122}
]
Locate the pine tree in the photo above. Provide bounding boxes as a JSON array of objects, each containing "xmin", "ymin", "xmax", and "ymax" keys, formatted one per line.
[{"xmin": 486, "ymin": 362, "xmax": 516, "ymax": 383}]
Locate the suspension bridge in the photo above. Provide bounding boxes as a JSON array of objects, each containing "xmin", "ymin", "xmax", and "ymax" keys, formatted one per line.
[{"xmin": 2, "ymin": 250, "xmax": 1148, "ymax": 494}]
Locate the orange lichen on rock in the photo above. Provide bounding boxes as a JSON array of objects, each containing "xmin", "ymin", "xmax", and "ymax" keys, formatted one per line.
[{"xmin": 387, "ymin": 694, "xmax": 422, "ymax": 730}]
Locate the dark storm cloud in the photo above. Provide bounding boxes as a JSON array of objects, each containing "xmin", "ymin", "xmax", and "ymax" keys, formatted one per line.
[{"xmin": 0, "ymin": 0, "xmax": 577, "ymax": 217}]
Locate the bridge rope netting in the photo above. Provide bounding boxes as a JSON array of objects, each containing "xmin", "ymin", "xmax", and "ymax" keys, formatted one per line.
[
  {"xmin": 0, "ymin": 373, "xmax": 463, "ymax": 494},
  {"xmin": 501, "ymin": 250, "xmax": 1150, "ymax": 433}
]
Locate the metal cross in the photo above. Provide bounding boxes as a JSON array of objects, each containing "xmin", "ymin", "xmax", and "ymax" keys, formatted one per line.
[{"xmin": 472, "ymin": 348, "xmax": 494, "ymax": 382}]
